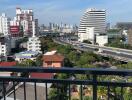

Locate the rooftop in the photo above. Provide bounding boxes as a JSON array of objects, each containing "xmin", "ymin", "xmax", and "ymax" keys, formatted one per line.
[
  {"xmin": 43, "ymin": 54, "xmax": 64, "ymax": 62},
  {"xmin": 0, "ymin": 62, "xmax": 16, "ymax": 67},
  {"xmin": 30, "ymin": 73, "xmax": 53, "ymax": 79},
  {"xmin": 44, "ymin": 50, "xmax": 57, "ymax": 55},
  {"xmin": 15, "ymin": 51, "xmax": 39, "ymax": 58}
]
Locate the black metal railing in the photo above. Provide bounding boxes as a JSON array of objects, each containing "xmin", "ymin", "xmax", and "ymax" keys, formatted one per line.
[{"xmin": 0, "ymin": 67, "xmax": 132, "ymax": 100}]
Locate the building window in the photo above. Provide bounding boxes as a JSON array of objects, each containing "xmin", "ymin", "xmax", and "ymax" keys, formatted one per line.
[
  {"xmin": 1, "ymin": 53, "xmax": 4, "ymax": 56},
  {"xmin": 47, "ymin": 62, "xmax": 52, "ymax": 66}
]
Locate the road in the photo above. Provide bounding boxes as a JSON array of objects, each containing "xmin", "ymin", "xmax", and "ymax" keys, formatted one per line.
[{"xmin": 54, "ymin": 38, "xmax": 132, "ymax": 62}]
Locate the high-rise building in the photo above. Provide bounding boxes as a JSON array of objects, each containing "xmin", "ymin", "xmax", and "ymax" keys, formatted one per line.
[
  {"xmin": 10, "ymin": 17, "xmax": 23, "ymax": 37},
  {"xmin": 16, "ymin": 7, "xmax": 34, "ymax": 36},
  {"xmin": 106, "ymin": 23, "xmax": 110, "ymax": 31},
  {"xmin": 78, "ymin": 8, "xmax": 106, "ymax": 42},
  {"xmin": 35, "ymin": 19, "xmax": 39, "ymax": 36},
  {"xmin": 127, "ymin": 29, "xmax": 132, "ymax": 46},
  {"xmin": 0, "ymin": 13, "xmax": 10, "ymax": 36}
]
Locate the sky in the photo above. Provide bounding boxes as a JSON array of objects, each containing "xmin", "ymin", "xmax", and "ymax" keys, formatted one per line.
[{"xmin": 0, "ymin": 0, "xmax": 132, "ymax": 26}]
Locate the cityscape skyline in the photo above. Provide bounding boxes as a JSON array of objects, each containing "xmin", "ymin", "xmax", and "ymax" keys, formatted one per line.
[{"xmin": 0, "ymin": 0, "xmax": 132, "ymax": 25}]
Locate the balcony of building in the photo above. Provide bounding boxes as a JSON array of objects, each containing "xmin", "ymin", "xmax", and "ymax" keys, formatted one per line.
[{"xmin": 0, "ymin": 67, "xmax": 131, "ymax": 100}]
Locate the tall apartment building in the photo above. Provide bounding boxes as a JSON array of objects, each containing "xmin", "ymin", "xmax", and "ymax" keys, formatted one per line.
[
  {"xmin": 0, "ymin": 13, "xmax": 10, "ymax": 36},
  {"xmin": 10, "ymin": 17, "xmax": 23, "ymax": 37},
  {"xmin": 27, "ymin": 21, "xmax": 41, "ymax": 53},
  {"xmin": 78, "ymin": 8, "xmax": 106, "ymax": 42},
  {"xmin": 127, "ymin": 29, "xmax": 132, "ymax": 46},
  {"xmin": 16, "ymin": 7, "xmax": 34, "ymax": 36},
  {"xmin": 35, "ymin": 19, "xmax": 39, "ymax": 36}
]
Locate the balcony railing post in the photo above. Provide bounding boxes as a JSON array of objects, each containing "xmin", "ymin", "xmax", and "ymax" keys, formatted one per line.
[
  {"xmin": 13, "ymin": 81, "xmax": 16, "ymax": 100},
  {"xmin": 68, "ymin": 84, "xmax": 71, "ymax": 100},
  {"xmin": 45, "ymin": 83, "xmax": 48, "ymax": 100},
  {"xmin": 107, "ymin": 86, "xmax": 110, "ymax": 100},
  {"xmin": 93, "ymin": 74, "xmax": 97, "ymax": 100},
  {"xmin": 121, "ymin": 87, "xmax": 124, "ymax": 100},
  {"xmin": 0, "ymin": 67, "xmax": 131, "ymax": 100},
  {"xmin": 23, "ymin": 82, "xmax": 26, "ymax": 100},
  {"xmin": 80, "ymin": 84, "xmax": 83, "ymax": 100},
  {"xmin": 57, "ymin": 83, "xmax": 59, "ymax": 100},
  {"xmin": 34, "ymin": 82, "xmax": 37, "ymax": 100},
  {"xmin": 2, "ymin": 81, "xmax": 6, "ymax": 100}
]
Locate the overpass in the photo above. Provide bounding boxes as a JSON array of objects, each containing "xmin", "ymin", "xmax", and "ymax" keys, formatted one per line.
[{"xmin": 54, "ymin": 38, "xmax": 132, "ymax": 62}]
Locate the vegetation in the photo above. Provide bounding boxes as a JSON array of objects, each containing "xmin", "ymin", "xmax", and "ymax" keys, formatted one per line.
[
  {"xmin": 106, "ymin": 37, "xmax": 132, "ymax": 50},
  {"xmin": 107, "ymin": 29, "xmax": 121, "ymax": 33},
  {"xmin": 39, "ymin": 36, "xmax": 132, "ymax": 70},
  {"xmin": 18, "ymin": 36, "xmax": 132, "ymax": 99},
  {"xmin": 83, "ymin": 40, "xmax": 92, "ymax": 44},
  {"xmin": 16, "ymin": 59, "xmax": 35, "ymax": 67},
  {"xmin": 35, "ymin": 54, "xmax": 43, "ymax": 66},
  {"xmin": 48, "ymin": 73, "xmax": 69, "ymax": 100}
]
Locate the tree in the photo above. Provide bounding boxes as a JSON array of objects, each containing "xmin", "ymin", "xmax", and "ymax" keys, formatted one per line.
[
  {"xmin": 57, "ymin": 45, "xmax": 72, "ymax": 56},
  {"xmin": 76, "ymin": 52, "xmax": 96, "ymax": 67},
  {"xmin": 117, "ymin": 61, "xmax": 132, "ymax": 69},
  {"xmin": 83, "ymin": 40, "xmax": 92, "ymax": 44},
  {"xmin": 35, "ymin": 54, "xmax": 43, "ymax": 66},
  {"xmin": 48, "ymin": 73, "xmax": 69, "ymax": 100},
  {"xmin": 64, "ymin": 58, "xmax": 73, "ymax": 67},
  {"xmin": 16, "ymin": 59, "xmax": 35, "ymax": 67},
  {"xmin": 48, "ymin": 88, "xmax": 68, "ymax": 100},
  {"xmin": 68, "ymin": 51, "xmax": 79, "ymax": 63}
]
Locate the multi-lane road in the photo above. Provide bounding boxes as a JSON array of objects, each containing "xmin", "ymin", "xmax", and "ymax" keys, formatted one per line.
[{"xmin": 54, "ymin": 38, "xmax": 132, "ymax": 62}]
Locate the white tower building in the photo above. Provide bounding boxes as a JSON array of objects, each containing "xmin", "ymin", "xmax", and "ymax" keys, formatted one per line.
[
  {"xmin": 0, "ymin": 43, "xmax": 8, "ymax": 56},
  {"xmin": 27, "ymin": 21, "xmax": 41, "ymax": 53},
  {"xmin": 0, "ymin": 13, "xmax": 10, "ymax": 36},
  {"xmin": 0, "ymin": 36, "xmax": 11, "ymax": 61},
  {"xmin": 78, "ymin": 8, "xmax": 106, "ymax": 42}
]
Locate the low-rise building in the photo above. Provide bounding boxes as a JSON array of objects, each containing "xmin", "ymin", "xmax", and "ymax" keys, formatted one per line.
[
  {"xmin": 96, "ymin": 34, "xmax": 108, "ymax": 46},
  {"xmin": 15, "ymin": 51, "xmax": 40, "ymax": 62},
  {"xmin": 78, "ymin": 27, "xmax": 95, "ymax": 43},
  {"xmin": 43, "ymin": 50, "xmax": 64, "ymax": 68}
]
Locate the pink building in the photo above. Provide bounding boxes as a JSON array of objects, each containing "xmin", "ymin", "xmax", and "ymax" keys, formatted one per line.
[
  {"xmin": 43, "ymin": 54, "xmax": 64, "ymax": 68},
  {"xmin": 30, "ymin": 51, "xmax": 64, "ymax": 79},
  {"xmin": 16, "ymin": 7, "xmax": 36, "ymax": 36}
]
